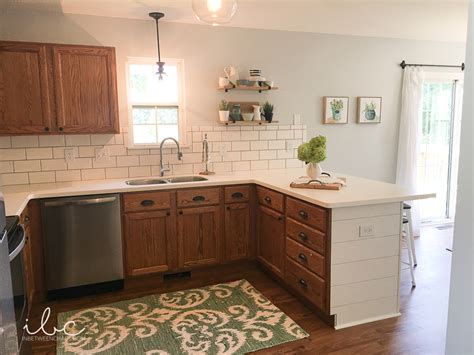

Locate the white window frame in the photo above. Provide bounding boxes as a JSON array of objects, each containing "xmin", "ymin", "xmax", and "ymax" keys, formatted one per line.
[{"xmin": 126, "ymin": 57, "xmax": 187, "ymax": 148}]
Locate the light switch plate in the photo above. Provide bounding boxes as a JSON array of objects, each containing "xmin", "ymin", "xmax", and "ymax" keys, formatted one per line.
[
  {"xmin": 359, "ymin": 224, "xmax": 375, "ymax": 237},
  {"xmin": 64, "ymin": 148, "xmax": 76, "ymax": 163},
  {"xmin": 95, "ymin": 147, "xmax": 110, "ymax": 161}
]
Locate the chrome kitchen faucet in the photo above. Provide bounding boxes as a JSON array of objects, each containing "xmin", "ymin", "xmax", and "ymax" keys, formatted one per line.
[{"xmin": 159, "ymin": 137, "xmax": 183, "ymax": 176}]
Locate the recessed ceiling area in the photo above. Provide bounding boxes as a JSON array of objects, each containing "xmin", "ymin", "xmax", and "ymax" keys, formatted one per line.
[{"xmin": 3, "ymin": 0, "xmax": 469, "ymax": 42}]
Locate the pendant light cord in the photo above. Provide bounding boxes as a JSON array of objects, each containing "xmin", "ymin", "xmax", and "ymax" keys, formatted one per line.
[{"xmin": 154, "ymin": 18, "xmax": 162, "ymax": 63}]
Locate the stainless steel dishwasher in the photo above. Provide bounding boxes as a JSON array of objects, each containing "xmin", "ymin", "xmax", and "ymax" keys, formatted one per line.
[{"xmin": 41, "ymin": 194, "xmax": 123, "ymax": 298}]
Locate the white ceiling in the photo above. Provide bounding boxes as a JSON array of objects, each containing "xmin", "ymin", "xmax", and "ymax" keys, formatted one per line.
[{"xmin": 4, "ymin": 0, "xmax": 470, "ymax": 42}]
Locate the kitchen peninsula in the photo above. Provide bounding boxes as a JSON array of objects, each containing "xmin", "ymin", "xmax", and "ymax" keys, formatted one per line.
[{"xmin": 2, "ymin": 168, "xmax": 434, "ymax": 329}]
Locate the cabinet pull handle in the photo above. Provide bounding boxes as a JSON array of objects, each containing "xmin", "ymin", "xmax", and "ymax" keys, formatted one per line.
[
  {"xmin": 192, "ymin": 195, "xmax": 205, "ymax": 202},
  {"xmin": 298, "ymin": 253, "xmax": 307, "ymax": 262},
  {"xmin": 264, "ymin": 196, "xmax": 271, "ymax": 203},
  {"xmin": 140, "ymin": 200, "xmax": 154, "ymax": 207},
  {"xmin": 179, "ymin": 210, "xmax": 183, "ymax": 215},
  {"xmin": 44, "ymin": 127, "xmax": 50, "ymax": 132},
  {"xmin": 226, "ymin": 206, "xmax": 231, "ymax": 210},
  {"xmin": 166, "ymin": 211, "xmax": 171, "ymax": 216},
  {"xmin": 278, "ymin": 215, "xmax": 284, "ymax": 221},
  {"xmin": 298, "ymin": 232, "xmax": 308, "ymax": 241},
  {"xmin": 299, "ymin": 278, "xmax": 308, "ymax": 288},
  {"xmin": 59, "ymin": 127, "xmax": 64, "ymax": 132},
  {"xmin": 232, "ymin": 192, "xmax": 244, "ymax": 199},
  {"xmin": 299, "ymin": 210, "xmax": 309, "ymax": 219}
]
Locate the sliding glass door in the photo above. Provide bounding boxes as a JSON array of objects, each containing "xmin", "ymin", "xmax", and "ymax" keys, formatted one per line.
[{"xmin": 417, "ymin": 76, "xmax": 463, "ymax": 223}]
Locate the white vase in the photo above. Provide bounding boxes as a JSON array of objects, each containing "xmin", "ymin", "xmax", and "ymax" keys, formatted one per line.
[
  {"xmin": 306, "ymin": 162, "xmax": 322, "ymax": 179},
  {"xmin": 219, "ymin": 110, "xmax": 230, "ymax": 122}
]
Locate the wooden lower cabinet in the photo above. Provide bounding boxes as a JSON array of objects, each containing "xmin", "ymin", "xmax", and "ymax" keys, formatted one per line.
[
  {"xmin": 178, "ymin": 205, "xmax": 221, "ymax": 267},
  {"xmin": 257, "ymin": 205, "xmax": 285, "ymax": 277},
  {"xmin": 225, "ymin": 202, "xmax": 250, "ymax": 261},
  {"xmin": 124, "ymin": 210, "xmax": 176, "ymax": 276}
]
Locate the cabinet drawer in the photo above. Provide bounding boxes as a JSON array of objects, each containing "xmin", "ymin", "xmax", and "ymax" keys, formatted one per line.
[
  {"xmin": 285, "ymin": 257, "xmax": 326, "ymax": 310},
  {"xmin": 257, "ymin": 186, "xmax": 284, "ymax": 212},
  {"xmin": 225, "ymin": 185, "xmax": 250, "ymax": 203},
  {"xmin": 123, "ymin": 191, "xmax": 171, "ymax": 212},
  {"xmin": 286, "ymin": 238, "xmax": 325, "ymax": 278},
  {"xmin": 286, "ymin": 197, "xmax": 327, "ymax": 232},
  {"xmin": 177, "ymin": 187, "xmax": 220, "ymax": 208},
  {"xmin": 286, "ymin": 218, "xmax": 325, "ymax": 255}
]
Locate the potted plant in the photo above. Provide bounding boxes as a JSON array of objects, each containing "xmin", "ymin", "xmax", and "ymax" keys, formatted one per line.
[
  {"xmin": 297, "ymin": 135, "xmax": 327, "ymax": 179},
  {"xmin": 219, "ymin": 100, "xmax": 230, "ymax": 122},
  {"xmin": 330, "ymin": 99, "xmax": 344, "ymax": 120},
  {"xmin": 364, "ymin": 102, "xmax": 377, "ymax": 120},
  {"xmin": 262, "ymin": 102, "xmax": 274, "ymax": 122}
]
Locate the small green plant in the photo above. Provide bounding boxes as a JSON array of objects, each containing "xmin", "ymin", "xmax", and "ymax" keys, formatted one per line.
[
  {"xmin": 330, "ymin": 99, "xmax": 344, "ymax": 111},
  {"xmin": 297, "ymin": 135, "xmax": 327, "ymax": 164},
  {"xmin": 262, "ymin": 101, "xmax": 274, "ymax": 115},
  {"xmin": 364, "ymin": 102, "xmax": 376, "ymax": 111},
  {"xmin": 219, "ymin": 100, "xmax": 229, "ymax": 111}
]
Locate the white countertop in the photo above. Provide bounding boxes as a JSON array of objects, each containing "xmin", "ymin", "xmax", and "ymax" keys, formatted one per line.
[{"xmin": 1, "ymin": 168, "xmax": 435, "ymax": 216}]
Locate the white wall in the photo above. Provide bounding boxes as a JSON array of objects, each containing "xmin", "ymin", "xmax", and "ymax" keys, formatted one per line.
[
  {"xmin": 446, "ymin": 2, "xmax": 474, "ymax": 354},
  {"xmin": 0, "ymin": 9, "xmax": 466, "ymax": 182}
]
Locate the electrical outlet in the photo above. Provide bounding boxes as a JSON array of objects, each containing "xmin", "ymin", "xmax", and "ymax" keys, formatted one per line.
[
  {"xmin": 286, "ymin": 141, "xmax": 295, "ymax": 153},
  {"xmin": 95, "ymin": 147, "xmax": 110, "ymax": 161},
  {"xmin": 64, "ymin": 148, "xmax": 76, "ymax": 163},
  {"xmin": 293, "ymin": 114, "xmax": 301, "ymax": 125},
  {"xmin": 359, "ymin": 224, "xmax": 375, "ymax": 237},
  {"xmin": 219, "ymin": 144, "xmax": 228, "ymax": 158}
]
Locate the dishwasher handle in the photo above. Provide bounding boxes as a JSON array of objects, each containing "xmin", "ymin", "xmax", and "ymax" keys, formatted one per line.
[{"xmin": 43, "ymin": 196, "xmax": 117, "ymax": 208}]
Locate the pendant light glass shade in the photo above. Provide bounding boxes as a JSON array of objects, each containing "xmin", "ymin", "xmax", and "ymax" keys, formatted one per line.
[{"xmin": 192, "ymin": 0, "xmax": 238, "ymax": 26}]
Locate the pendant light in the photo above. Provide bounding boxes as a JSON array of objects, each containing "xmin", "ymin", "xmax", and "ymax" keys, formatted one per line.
[
  {"xmin": 192, "ymin": 0, "xmax": 238, "ymax": 26},
  {"xmin": 149, "ymin": 12, "xmax": 166, "ymax": 80}
]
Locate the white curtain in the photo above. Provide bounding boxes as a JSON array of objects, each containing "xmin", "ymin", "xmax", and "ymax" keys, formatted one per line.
[{"xmin": 396, "ymin": 67, "xmax": 424, "ymax": 236}]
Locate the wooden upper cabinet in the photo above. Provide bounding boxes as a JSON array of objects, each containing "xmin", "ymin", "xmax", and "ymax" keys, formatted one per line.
[
  {"xmin": 0, "ymin": 41, "xmax": 119, "ymax": 135},
  {"xmin": 52, "ymin": 45, "xmax": 119, "ymax": 134},
  {"xmin": 0, "ymin": 42, "xmax": 53, "ymax": 134}
]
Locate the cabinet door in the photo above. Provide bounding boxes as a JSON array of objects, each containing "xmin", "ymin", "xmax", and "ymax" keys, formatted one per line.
[
  {"xmin": 178, "ymin": 206, "xmax": 221, "ymax": 267},
  {"xmin": 124, "ymin": 210, "xmax": 175, "ymax": 276},
  {"xmin": 0, "ymin": 42, "xmax": 53, "ymax": 134},
  {"xmin": 52, "ymin": 45, "xmax": 119, "ymax": 133},
  {"xmin": 225, "ymin": 202, "xmax": 250, "ymax": 261},
  {"xmin": 257, "ymin": 205, "xmax": 285, "ymax": 277}
]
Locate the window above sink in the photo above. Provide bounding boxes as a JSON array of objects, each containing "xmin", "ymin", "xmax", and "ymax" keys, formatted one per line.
[{"xmin": 126, "ymin": 57, "xmax": 187, "ymax": 148}]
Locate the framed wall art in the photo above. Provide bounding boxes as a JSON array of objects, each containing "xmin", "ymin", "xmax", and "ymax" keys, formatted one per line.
[
  {"xmin": 323, "ymin": 97, "xmax": 349, "ymax": 124},
  {"xmin": 357, "ymin": 97, "xmax": 382, "ymax": 123}
]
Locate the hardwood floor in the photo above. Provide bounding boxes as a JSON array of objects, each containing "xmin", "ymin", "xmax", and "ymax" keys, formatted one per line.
[{"xmin": 25, "ymin": 226, "xmax": 453, "ymax": 355}]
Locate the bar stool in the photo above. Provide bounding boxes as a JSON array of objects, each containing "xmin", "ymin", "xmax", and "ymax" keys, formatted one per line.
[
  {"xmin": 403, "ymin": 203, "xmax": 417, "ymax": 266},
  {"xmin": 402, "ymin": 203, "xmax": 417, "ymax": 288}
]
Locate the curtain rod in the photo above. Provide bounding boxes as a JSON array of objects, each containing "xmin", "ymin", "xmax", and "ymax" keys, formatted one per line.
[{"xmin": 400, "ymin": 60, "xmax": 465, "ymax": 71}]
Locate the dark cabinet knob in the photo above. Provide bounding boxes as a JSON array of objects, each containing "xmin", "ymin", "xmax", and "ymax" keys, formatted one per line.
[
  {"xmin": 166, "ymin": 211, "xmax": 171, "ymax": 216},
  {"xmin": 264, "ymin": 196, "xmax": 271, "ymax": 203},
  {"xmin": 140, "ymin": 200, "xmax": 154, "ymax": 207},
  {"xmin": 192, "ymin": 195, "xmax": 205, "ymax": 202},
  {"xmin": 298, "ymin": 232, "xmax": 308, "ymax": 241},
  {"xmin": 298, "ymin": 253, "xmax": 307, "ymax": 262},
  {"xmin": 44, "ymin": 127, "xmax": 50, "ymax": 132},
  {"xmin": 179, "ymin": 211, "xmax": 183, "ymax": 215},
  {"xmin": 231, "ymin": 192, "xmax": 244, "ymax": 199},
  {"xmin": 226, "ymin": 206, "xmax": 231, "ymax": 210},
  {"xmin": 59, "ymin": 127, "xmax": 64, "ymax": 132},
  {"xmin": 299, "ymin": 278, "xmax": 308, "ymax": 288},
  {"xmin": 299, "ymin": 210, "xmax": 309, "ymax": 219},
  {"xmin": 278, "ymin": 215, "xmax": 284, "ymax": 221}
]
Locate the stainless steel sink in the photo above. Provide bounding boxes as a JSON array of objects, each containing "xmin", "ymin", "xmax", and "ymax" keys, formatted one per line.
[
  {"xmin": 166, "ymin": 176, "xmax": 208, "ymax": 183},
  {"xmin": 125, "ymin": 176, "xmax": 208, "ymax": 186},
  {"xmin": 125, "ymin": 178, "xmax": 168, "ymax": 186}
]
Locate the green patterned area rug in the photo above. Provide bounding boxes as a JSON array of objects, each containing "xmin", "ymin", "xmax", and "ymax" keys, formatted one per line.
[{"xmin": 57, "ymin": 279, "xmax": 308, "ymax": 354}]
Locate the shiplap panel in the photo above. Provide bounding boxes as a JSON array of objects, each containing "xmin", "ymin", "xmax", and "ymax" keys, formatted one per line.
[
  {"xmin": 331, "ymin": 256, "xmax": 399, "ymax": 286},
  {"xmin": 332, "ymin": 296, "xmax": 400, "ymax": 329},
  {"xmin": 332, "ymin": 215, "xmax": 401, "ymax": 243},
  {"xmin": 331, "ymin": 235, "xmax": 400, "ymax": 265},
  {"xmin": 332, "ymin": 203, "xmax": 401, "ymax": 221},
  {"xmin": 330, "ymin": 276, "xmax": 398, "ymax": 308}
]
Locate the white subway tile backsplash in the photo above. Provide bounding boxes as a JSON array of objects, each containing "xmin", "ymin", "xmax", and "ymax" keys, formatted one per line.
[
  {"xmin": 286, "ymin": 159, "xmax": 304, "ymax": 168},
  {"xmin": 29, "ymin": 171, "xmax": 55, "ymax": 184},
  {"xmin": 0, "ymin": 124, "xmax": 307, "ymax": 185},
  {"xmin": 56, "ymin": 170, "xmax": 81, "ymax": 182},
  {"xmin": 66, "ymin": 135, "xmax": 91, "ymax": 146},
  {"xmin": 2, "ymin": 173, "xmax": 29, "ymax": 185},
  {"xmin": 11, "ymin": 136, "xmax": 39, "ymax": 148},
  {"xmin": 26, "ymin": 148, "xmax": 52, "ymax": 160},
  {"xmin": 14, "ymin": 160, "xmax": 41, "ymax": 173},
  {"xmin": 39, "ymin": 135, "xmax": 65, "ymax": 147}
]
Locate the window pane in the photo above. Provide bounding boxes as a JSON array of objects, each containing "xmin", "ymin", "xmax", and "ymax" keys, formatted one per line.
[
  {"xmin": 157, "ymin": 107, "xmax": 178, "ymax": 124},
  {"xmin": 129, "ymin": 63, "xmax": 179, "ymax": 104},
  {"xmin": 157, "ymin": 125, "xmax": 179, "ymax": 143},
  {"xmin": 132, "ymin": 107, "xmax": 156, "ymax": 124},
  {"xmin": 133, "ymin": 125, "xmax": 157, "ymax": 144}
]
